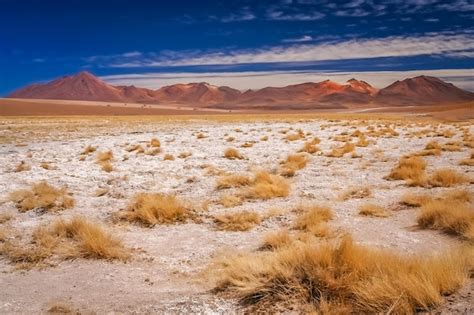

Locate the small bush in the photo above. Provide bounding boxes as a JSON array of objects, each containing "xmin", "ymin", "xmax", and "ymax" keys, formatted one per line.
[
  {"xmin": 214, "ymin": 210, "xmax": 261, "ymax": 231},
  {"xmin": 9, "ymin": 182, "xmax": 74, "ymax": 212},
  {"xmin": 120, "ymin": 193, "xmax": 192, "ymax": 226},
  {"xmin": 224, "ymin": 148, "xmax": 244, "ymax": 160},
  {"xmin": 358, "ymin": 204, "xmax": 389, "ymax": 217}
]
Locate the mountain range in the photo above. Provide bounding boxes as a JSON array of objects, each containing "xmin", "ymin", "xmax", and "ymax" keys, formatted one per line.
[{"xmin": 7, "ymin": 71, "xmax": 474, "ymax": 109}]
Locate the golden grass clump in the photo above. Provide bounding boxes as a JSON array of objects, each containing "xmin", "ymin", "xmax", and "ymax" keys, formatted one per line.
[
  {"xmin": 9, "ymin": 182, "xmax": 74, "ymax": 212},
  {"xmin": 400, "ymin": 192, "xmax": 432, "ymax": 207},
  {"xmin": 260, "ymin": 230, "xmax": 292, "ymax": 250},
  {"xmin": 293, "ymin": 205, "xmax": 333, "ymax": 236},
  {"xmin": 163, "ymin": 153, "xmax": 175, "ymax": 161},
  {"xmin": 242, "ymin": 171, "xmax": 290, "ymax": 200},
  {"xmin": 216, "ymin": 174, "xmax": 251, "ymax": 190},
  {"xmin": 358, "ymin": 203, "xmax": 390, "ymax": 217},
  {"xmin": 14, "ymin": 161, "xmax": 30, "ymax": 172},
  {"xmin": 339, "ymin": 186, "xmax": 371, "ymax": 200},
  {"xmin": 327, "ymin": 142, "xmax": 355, "ymax": 157},
  {"xmin": 212, "ymin": 235, "xmax": 473, "ymax": 313},
  {"xmin": 178, "ymin": 151, "xmax": 192, "ymax": 158},
  {"xmin": 284, "ymin": 131, "xmax": 304, "ymax": 141},
  {"xmin": 96, "ymin": 150, "xmax": 113, "ymax": 162},
  {"xmin": 385, "ymin": 156, "xmax": 426, "ymax": 186},
  {"xmin": 356, "ymin": 134, "xmax": 369, "ymax": 147},
  {"xmin": 241, "ymin": 142, "xmax": 254, "ymax": 148},
  {"xmin": 260, "ymin": 135, "xmax": 268, "ymax": 141},
  {"xmin": 100, "ymin": 161, "xmax": 113, "ymax": 172},
  {"xmin": 428, "ymin": 169, "xmax": 468, "ymax": 187},
  {"xmin": 417, "ymin": 198, "xmax": 474, "ymax": 241},
  {"xmin": 82, "ymin": 145, "xmax": 97, "ymax": 155},
  {"xmin": 126, "ymin": 144, "xmax": 145, "ymax": 153},
  {"xmin": 224, "ymin": 148, "xmax": 245, "ymax": 160},
  {"xmin": 150, "ymin": 138, "xmax": 161, "ymax": 147},
  {"xmin": 280, "ymin": 153, "xmax": 309, "ymax": 177},
  {"xmin": 298, "ymin": 141, "xmax": 319, "ymax": 154},
  {"xmin": 214, "ymin": 210, "xmax": 262, "ymax": 231},
  {"xmin": 218, "ymin": 194, "xmax": 243, "ymax": 208},
  {"xmin": 119, "ymin": 193, "xmax": 191, "ymax": 226},
  {"xmin": 196, "ymin": 132, "xmax": 206, "ymax": 139},
  {"xmin": 459, "ymin": 151, "xmax": 474, "ymax": 166},
  {"xmin": 0, "ymin": 217, "xmax": 129, "ymax": 268}
]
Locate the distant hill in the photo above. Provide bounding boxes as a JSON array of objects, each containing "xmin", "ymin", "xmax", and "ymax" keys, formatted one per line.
[{"xmin": 8, "ymin": 71, "xmax": 474, "ymax": 109}]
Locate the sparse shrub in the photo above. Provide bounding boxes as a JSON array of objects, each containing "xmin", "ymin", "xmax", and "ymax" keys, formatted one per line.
[
  {"xmin": 339, "ymin": 186, "xmax": 371, "ymax": 201},
  {"xmin": 120, "ymin": 193, "xmax": 192, "ymax": 226},
  {"xmin": 212, "ymin": 235, "xmax": 473, "ymax": 313},
  {"xmin": 327, "ymin": 142, "xmax": 355, "ymax": 157},
  {"xmin": 9, "ymin": 182, "xmax": 74, "ymax": 212},
  {"xmin": 0, "ymin": 216, "xmax": 128, "ymax": 268},
  {"xmin": 428, "ymin": 169, "xmax": 468, "ymax": 187},
  {"xmin": 214, "ymin": 210, "xmax": 261, "ymax": 231},
  {"xmin": 163, "ymin": 154, "xmax": 175, "ymax": 161},
  {"xmin": 242, "ymin": 171, "xmax": 290, "ymax": 200},
  {"xmin": 178, "ymin": 151, "xmax": 192, "ymax": 158},
  {"xmin": 82, "ymin": 145, "xmax": 97, "ymax": 155},
  {"xmin": 224, "ymin": 148, "xmax": 244, "ymax": 160},
  {"xmin": 417, "ymin": 199, "xmax": 474, "ymax": 241},
  {"xmin": 293, "ymin": 205, "xmax": 332, "ymax": 236},
  {"xmin": 358, "ymin": 204, "xmax": 389, "ymax": 217},
  {"xmin": 217, "ymin": 174, "xmax": 251, "ymax": 190},
  {"xmin": 280, "ymin": 153, "xmax": 309, "ymax": 177},
  {"xmin": 150, "ymin": 138, "xmax": 161, "ymax": 147},
  {"xmin": 385, "ymin": 156, "xmax": 426, "ymax": 186},
  {"xmin": 14, "ymin": 161, "xmax": 30, "ymax": 172}
]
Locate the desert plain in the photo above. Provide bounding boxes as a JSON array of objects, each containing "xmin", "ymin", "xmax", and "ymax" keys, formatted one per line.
[{"xmin": 0, "ymin": 112, "xmax": 473, "ymax": 314}]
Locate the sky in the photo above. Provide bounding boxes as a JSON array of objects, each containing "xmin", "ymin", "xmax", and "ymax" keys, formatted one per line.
[{"xmin": 0, "ymin": 0, "xmax": 473, "ymax": 95}]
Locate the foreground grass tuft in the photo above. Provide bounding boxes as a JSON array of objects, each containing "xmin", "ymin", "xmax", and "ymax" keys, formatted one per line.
[{"xmin": 9, "ymin": 182, "xmax": 74, "ymax": 212}]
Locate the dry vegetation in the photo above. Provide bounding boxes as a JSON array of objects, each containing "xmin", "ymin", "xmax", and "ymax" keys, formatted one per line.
[
  {"xmin": 9, "ymin": 182, "xmax": 74, "ymax": 212},
  {"xmin": 119, "ymin": 193, "xmax": 193, "ymax": 226},
  {"xmin": 358, "ymin": 203, "xmax": 390, "ymax": 217},
  {"xmin": 213, "ymin": 210, "xmax": 261, "ymax": 231},
  {"xmin": 279, "ymin": 153, "xmax": 309, "ymax": 177},
  {"xmin": 386, "ymin": 156, "xmax": 427, "ymax": 186},
  {"xmin": 293, "ymin": 205, "xmax": 333, "ymax": 237},
  {"xmin": 0, "ymin": 217, "xmax": 128, "ymax": 268},
  {"xmin": 213, "ymin": 235, "xmax": 473, "ymax": 313},
  {"xmin": 223, "ymin": 148, "xmax": 244, "ymax": 160}
]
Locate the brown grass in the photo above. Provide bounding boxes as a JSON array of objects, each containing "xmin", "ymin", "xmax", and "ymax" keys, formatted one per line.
[
  {"xmin": 280, "ymin": 153, "xmax": 309, "ymax": 177},
  {"xmin": 0, "ymin": 216, "xmax": 129, "ymax": 268},
  {"xmin": 327, "ymin": 142, "xmax": 355, "ymax": 157},
  {"xmin": 459, "ymin": 151, "xmax": 474, "ymax": 166},
  {"xmin": 242, "ymin": 171, "xmax": 290, "ymax": 200},
  {"xmin": 417, "ymin": 198, "xmax": 474, "ymax": 241},
  {"xmin": 293, "ymin": 205, "xmax": 333, "ymax": 236},
  {"xmin": 386, "ymin": 156, "xmax": 427, "ymax": 186},
  {"xmin": 428, "ymin": 169, "xmax": 468, "ymax": 187},
  {"xmin": 224, "ymin": 148, "xmax": 245, "ymax": 160},
  {"xmin": 163, "ymin": 153, "xmax": 175, "ymax": 161},
  {"xmin": 358, "ymin": 204, "xmax": 390, "ymax": 217},
  {"xmin": 100, "ymin": 161, "xmax": 113, "ymax": 172},
  {"xmin": 218, "ymin": 194, "xmax": 243, "ymax": 208},
  {"xmin": 96, "ymin": 150, "xmax": 113, "ymax": 162},
  {"xmin": 9, "ymin": 182, "xmax": 74, "ymax": 212},
  {"xmin": 298, "ymin": 141, "xmax": 319, "ymax": 154},
  {"xmin": 400, "ymin": 192, "xmax": 432, "ymax": 207},
  {"xmin": 214, "ymin": 210, "xmax": 261, "ymax": 231},
  {"xmin": 178, "ymin": 151, "xmax": 192, "ymax": 158},
  {"xmin": 119, "ymin": 193, "xmax": 192, "ymax": 226},
  {"xmin": 216, "ymin": 174, "xmax": 251, "ymax": 190},
  {"xmin": 261, "ymin": 229, "xmax": 291, "ymax": 250},
  {"xmin": 82, "ymin": 145, "xmax": 97, "ymax": 155},
  {"xmin": 212, "ymin": 235, "xmax": 473, "ymax": 313},
  {"xmin": 14, "ymin": 161, "xmax": 30, "ymax": 172},
  {"xmin": 339, "ymin": 186, "xmax": 371, "ymax": 201},
  {"xmin": 40, "ymin": 162, "xmax": 51, "ymax": 170},
  {"xmin": 150, "ymin": 138, "xmax": 161, "ymax": 147}
]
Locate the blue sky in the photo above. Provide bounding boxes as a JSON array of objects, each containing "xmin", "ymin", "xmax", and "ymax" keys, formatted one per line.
[{"xmin": 1, "ymin": 0, "xmax": 473, "ymax": 95}]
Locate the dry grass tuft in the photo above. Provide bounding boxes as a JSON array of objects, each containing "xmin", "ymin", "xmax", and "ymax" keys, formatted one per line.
[
  {"xmin": 327, "ymin": 142, "xmax": 355, "ymax": 157},
  {"xmin": 242, "ymin": 171, "xmax": 290, "ymax": 200},
  {"xmin": 14, "ymin": 161, "xmax": 31, "ymax": 172},
  {"xmin": 150, "ymin": 138, "xmax": 161, "ymax": 147},
  {"xmin": 0, "ymin": 217, "xmax": 129, "ymax": 268},
  {"xmin": 119, "ymin": 193, "xmax": 192, "ymax": 226},
  {"xmin": 178, "ymin": 151, "xmax": 192, "ymax": 159},
  {"xmin": 459, "ymin": 151, "xmax": 474, "ymax": 166},
  {"xmin": 339, "ymin": 186, "xmax": 371, "ymax": 200},
  {"xmin": 298, "ymin": 141, "xmax": 319, "ymax": 154},
  {"xmin": 417, "ymin": 198, "xmax": 474, "ymax": 241},
  {"xmin": 218, "ymin": 194, "xmax": 243, "ymax": 208},
  {"xmin": 358, "ymin": 203, "xmax": 390, "ymax": 217},
  {"xmin": 428, "ymin": 169, "xmax": 468, "ymax": 187},
  {"xmin": 261, "ymin": 230, "xmax": 291, "ymax": 250},
  {"xmin": 240, "ymin": 142, "xmax": 254, "ymax": 148},
  {"xmin": 212, "ymin": 235, "xmax": 473, "ymax": 313},
  {"xmin": 386, "ymin": 156, "xmax": 427, "ymax": 186},
  {"xmin": 224, "ymin": 148, "xmax": 245, "ymax": 160},
  {"xmin": 293, "ymin": 205, "xmax": 333, "ymax": 237},
  {"xmin": 280, "ymin": 153, "xmax": 309, "ymax": 177},
  {"xmin": 82, "ymin": 145, "xmax": 97, "ymax": 155},
  {"xmin": 9, "ymin": 182, "xmax": 74, "ymax": 212},
  {"xmin": 214, "ymin": 210, "xmax": 261, "ymax": 231},
  {"xmin": 100, "ymin": 161, "xmax": 113, "ymax": 172},
  {"xmin": 401, "ymin": 193, "xmax": 432, "ymax": 207},
  {"xmin": 163, "ymin": 153, "xmax": 175, "ymax": 161},
  {"xmin": 96, "ymin": 150, "xmax": 113, "ymax": 162},
  {"xmin": 216, "ymin": 174, "xmax": 251, "ymax": 190}
]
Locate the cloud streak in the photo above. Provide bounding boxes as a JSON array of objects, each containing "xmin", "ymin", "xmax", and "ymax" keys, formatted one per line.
[{"xmin": 104, "ymin": 33, "xmax": 474, "ymax": 68}]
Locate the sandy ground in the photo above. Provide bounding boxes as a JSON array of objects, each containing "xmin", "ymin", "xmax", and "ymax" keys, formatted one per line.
[{"xmin": 0, "ymin": 116, "xmax": 473, "ymax": 313}]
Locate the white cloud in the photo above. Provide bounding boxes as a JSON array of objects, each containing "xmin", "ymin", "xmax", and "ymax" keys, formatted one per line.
[
  {"xmin": 106, "ymin": 33, "xmax": 474, "ymax": 68},
  {"xmin": 100, "ymin": 68, "xmax": 474, "ymax": 91},
  {"xmin": 281, "ymin": 35, "xmax": 313, "ymax": 43},
  {"xmin": 266, "ymin": 9, "xmax": 325, "ymax": 21},
  {"xmin": 221, "ymin": 7, "xmax": 256, "ymax": 22}
]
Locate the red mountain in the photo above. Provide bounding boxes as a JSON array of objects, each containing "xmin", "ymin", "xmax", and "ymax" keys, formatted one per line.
[
  {"xmin": 376, "ymin": 75, "xmax": 474, "ymax": 105},
  {"xmin": 9, "ymin": 71, "xmax": 125, "ymax": 102},
  {"xmin": 7, "ymin": 72, "xmax": 474, "ymax": 108}
]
